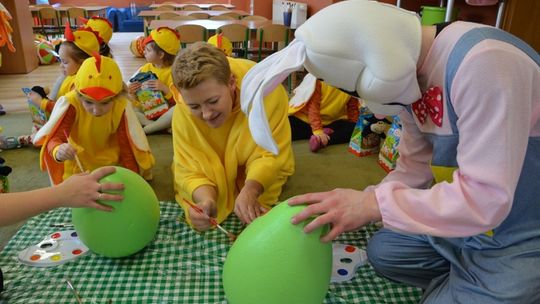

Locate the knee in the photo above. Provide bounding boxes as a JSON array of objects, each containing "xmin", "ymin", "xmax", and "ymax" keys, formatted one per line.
[{"xmin": 366, "ymin": 232, "xmax": 390, "ymax": 274}]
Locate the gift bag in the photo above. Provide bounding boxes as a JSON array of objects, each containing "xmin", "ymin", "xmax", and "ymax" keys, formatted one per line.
[
  {"xmin": 378, "ymin": 116, "xmax": 402, "ymax": 172},
  {"xmin": 130, "ymin": 72, "xmax": 169, "ymax": 121}
]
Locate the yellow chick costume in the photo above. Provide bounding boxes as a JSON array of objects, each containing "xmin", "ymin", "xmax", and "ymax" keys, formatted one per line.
[
  {"xmin": 56, "ymin": 25, "xmax": 101, "ymax": 99},
  {"xmin": 82, "ymin": 16, "xmax": 113, "ymax": 43},
  {"xmin": 207, "ymin": 33, "xmax": 233, "ymax": 57},
  {"xmin": 289, "ymin": 73, "xmax": 356, "ymax": 134},
  {"xmin": 34, "ymin": 55, "xmax": 154, "ymax": 185},
  {"xmin": 173, "ymin": 57, "xmax": 294, "ymax": 224}
]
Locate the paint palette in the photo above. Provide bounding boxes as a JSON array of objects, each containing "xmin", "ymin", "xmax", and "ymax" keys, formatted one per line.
[
  {"xmin": 331, "ymin": 243, "xmax": 368, "ymax": 283},
  {"xmin": 17, "ymin": 230, "xmax": 89, "ymax": 267}
]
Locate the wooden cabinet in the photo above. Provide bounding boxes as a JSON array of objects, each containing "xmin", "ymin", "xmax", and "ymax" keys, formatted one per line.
[
  {"xmin": 502, "ymin": 0, "xmax": 540, "ymax": 52},
  {"xmin": 0, "ymin": 0, "xmax": 38, "ymax": 74}
]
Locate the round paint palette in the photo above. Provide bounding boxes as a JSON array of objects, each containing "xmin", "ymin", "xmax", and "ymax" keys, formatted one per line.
[
  {"xmin": 331, "ymin": 243, "xmax": 368, "ymax": 283},
  {"xmin": 17, "ymin": 230, "xmax": 89, "ymax": 267}
]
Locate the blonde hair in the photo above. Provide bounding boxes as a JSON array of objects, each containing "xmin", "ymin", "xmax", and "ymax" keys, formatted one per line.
[{"xmin": 172, "ymin": 42, "xmax": 231, "ymax": 90}]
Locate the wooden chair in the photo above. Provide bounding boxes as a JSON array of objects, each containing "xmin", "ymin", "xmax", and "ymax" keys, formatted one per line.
[
  {"xmin": 209, "ymin": 5, "xmax": 229, "ymax": 11},
  {"xmin": 242, "ymin": 15, "xmax": 268, "ymax": 21},
  {"xmin": 189, "ymin": 12, "xmax": 211, "ymax": 19},
  {"xmin": 154, "ymin": 4, "xmax": 176, "ymax": 11},
  {"xmin": 66, "ymin": 7, "xmax": 88, "ymax": 28},
  {"xmin": 181, "ymin": 5, "xmax": 201, "ymax": 11},
  {"xmin": 209, "ymin": 15, "xmax": 236, "ymax": 20},
  {"xmin": 219, "ymin": 12, "xmax": 242, "ymax": 19},
  {"xmin": 176, "ymin": 24, "xmax": 207, "ymax": 48},
  {"xmin": 159, "ymin": 13, "xmax": 196, "ymax": 20},
  {"xmin": 34, "ymin": 7, "xmax": 62, "ymax": 39},
  {"xmin": 254, "ymin": 24, "xmax": 291, "ymax": 91},
  {"xmin": 217, "ymin": 23, "xmax": 249, "ymax": 58}
]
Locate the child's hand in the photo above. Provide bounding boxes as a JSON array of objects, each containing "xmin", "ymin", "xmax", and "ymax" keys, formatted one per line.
[
  {"xmin": 28, "ymin": 91, "xmax": 42, "ymax": 107},
  {"xmin": 145, "ymin": 80, "xmax": 170, "ymax": 96},
  {"xmin": 55, "ymin": 143, "xmax": 77, "ymax": 162},
  {"xmin": 314, "ymin": 133, "xmax": 331, "ymax": 147},
  {"xmin": 234, "ymin": 187, "xmax": 267, "ymax": 224},
  {"xmin": 189, "ymin": 200, "xmax": 217, "ymax": 231},
  {"xmin": 128, "ymin": 82, "xmax": 142, "ymax": 95}
]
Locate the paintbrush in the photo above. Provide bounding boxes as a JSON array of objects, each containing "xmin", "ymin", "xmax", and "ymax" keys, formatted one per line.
[
  {"xmin": 63, "ymin": 130, "xmax": 85, "ymax": 173},
  {"xmin": 65, "ymin": 278, "xmax": 84, "ymax": 304},
  {"xmin": 182, "ymin": 198, "xmax": 237, "ymax": 242}
]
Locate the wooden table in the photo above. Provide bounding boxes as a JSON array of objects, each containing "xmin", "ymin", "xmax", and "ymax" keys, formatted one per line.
[
  {"xmin": 148, "ymin": 3, "xmax": 235, "ymax": 10},
  {"xmin": 149, "ymin": 19, "xmax": 273, "ymax": 31},
  {"xmin": 139, "ymin": 9, "xmax": 250, "ymax": 33}
]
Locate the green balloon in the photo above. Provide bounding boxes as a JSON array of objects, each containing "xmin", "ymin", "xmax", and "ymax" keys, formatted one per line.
[
  {"xmin": 72, "ymin": 166, "xmax": 160, "ymax": 258},
  {"xmin": 222, "ymin": 201, "xmax": 332, "ymax": 304}
]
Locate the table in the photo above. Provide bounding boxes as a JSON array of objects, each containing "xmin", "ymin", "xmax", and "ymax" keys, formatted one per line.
[
  {"xmin": 0, "ymin": 202, "xmax": 422, "ymax": 303},
  {"xmin": 149, "ymin": 3, "xmax": 235, "ymax": 10},
  {"xmin": 139, "ymin": 10, "xmax": 250, "ymax": 34}
]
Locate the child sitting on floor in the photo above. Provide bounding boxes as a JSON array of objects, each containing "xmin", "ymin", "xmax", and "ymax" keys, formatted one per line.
[
  {"xmin": 81, "ymin": 16, "xmax": 114, "ymax": 57},
  {"xmin": 34, "ymin": 54, "xmax": 155, "ymax": 185},
  {"xmin": 128, "ymin": 27, "xmax": 179, "ymax": 134},
  {"xmin": 288, "ymin": 73, "xmax": 360, "ymax": 152}
]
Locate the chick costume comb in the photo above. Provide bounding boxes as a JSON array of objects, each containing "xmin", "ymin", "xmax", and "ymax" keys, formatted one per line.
[{"xmin": 207, "ymin": 33, "xmax": 233, "ymax": 57}]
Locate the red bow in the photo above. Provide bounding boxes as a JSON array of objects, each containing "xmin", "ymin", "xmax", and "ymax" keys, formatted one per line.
[{"xmin": 412, "ymin": 86, "xmax": 443, "ymax": 127}]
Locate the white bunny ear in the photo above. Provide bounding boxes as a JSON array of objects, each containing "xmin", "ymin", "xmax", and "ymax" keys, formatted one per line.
[{"xmin": 241, "ymin": 39, "xmax": 306, "ymax": 155}]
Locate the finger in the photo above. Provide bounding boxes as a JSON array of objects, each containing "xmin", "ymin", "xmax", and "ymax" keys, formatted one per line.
[
  {"xmin": 320, "ymin": 226, "xmax": 343, "ymax": 243},
  {"xmin": 246, "ymin": 204, "xmax": 257, "ymax": 224},
  {"xmin": 302, "ymin": 212, "xmax": 334, "ymax": 233},
  {"xmin": 100, "ymin": 182, "xmax": 125, "ymax": 192},
  {"xmin": 291, "ymin": 201, "xmax": 332, "ymax": 225},
  {"xmin": 234, "ymin": 206, "xmax": 247, "ymax": 224},
  {"xmin": 90, "ymin": 166, "xmax": 117, "ymax": 179},
  {"xmin": 89, "ymin": 202, "xmax": 114, "ymax": 212},
  {"xmin": 98, "ymin": 193, "xmax": 123, "ymax": 202},
  {"xmin": 288, "ymin": 192, "xmax": 328, "ymax": 205}
]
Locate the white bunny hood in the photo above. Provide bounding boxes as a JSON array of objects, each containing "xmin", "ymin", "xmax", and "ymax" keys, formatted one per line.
[{"xmin": 241, "ymin": 0, "xmax": 422, "ymax": 154}]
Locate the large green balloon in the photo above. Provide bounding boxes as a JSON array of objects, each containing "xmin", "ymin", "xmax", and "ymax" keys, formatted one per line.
[
  {"xmin": 72, "ymin": 166, "xmax": 160, "ymax": 258},
  {"xmin": 222, "ymin": 201, "xmax": 332, "ymax": 304}
]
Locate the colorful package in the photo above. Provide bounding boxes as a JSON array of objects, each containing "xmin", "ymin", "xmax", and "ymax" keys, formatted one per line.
[
  {"xmin": 378, "ymin": 116, "xmax": 402, "ymax": 172},
  {"xmin": 349, "ymin": 105, "xmax": 392, "ymax": 157},
  {"xmin": 129, "ymin": 72, "xmax": 169, "ymax": 120}
]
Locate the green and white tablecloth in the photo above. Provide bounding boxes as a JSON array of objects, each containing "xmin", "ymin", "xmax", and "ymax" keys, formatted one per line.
[{"xmin": 0, "ymin": 202, "xmax": 422, "ymax": 303}]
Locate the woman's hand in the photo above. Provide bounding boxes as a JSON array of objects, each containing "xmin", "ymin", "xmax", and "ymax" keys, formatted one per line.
[
  {"xmin": 234, "ymin": 181, "xmax": 267, "ymax": 224},
  {"xmin": 288, "ymin": 189, "xmax": 381, "ymax": 242},
  {"xmin": 56, "ymin": 166, "xmax": 124, "ymax": 211},
  {"xmin": 188, "ymin": 200, "xmax": 217, "ymax": 231}
]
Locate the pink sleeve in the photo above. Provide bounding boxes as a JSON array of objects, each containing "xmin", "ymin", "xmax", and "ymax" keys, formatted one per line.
[{"xmin": 375, "ymin": 43, "xmax": 535, "ymax": 237}]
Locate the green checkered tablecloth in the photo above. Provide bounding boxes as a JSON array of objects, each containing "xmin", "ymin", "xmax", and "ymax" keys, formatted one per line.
[{"xmin": 0, "ymin": 202, "xmax": 422, "ymax": 303}]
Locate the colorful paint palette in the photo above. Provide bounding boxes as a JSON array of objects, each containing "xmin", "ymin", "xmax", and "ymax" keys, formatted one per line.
[
  {"xmin": 17, "ymin": 230, "xmax": 89, "ymax": 267},
  {"xmin": 331, "ymin": 243, "xmax": 368, "ymax": 283}
]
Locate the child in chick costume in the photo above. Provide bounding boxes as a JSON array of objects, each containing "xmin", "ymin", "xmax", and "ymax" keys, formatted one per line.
[
  {"xmin": 288, "ymin": 73, "xmax": 360, "ymax": 152},
  {"xmin": 128, "ymin": 27, "xmax": 179, "ymax": 134},
  {"xmin": 50, "ymin": 24, "xmax": 101, "ymax": 101},
  {"xmin": 34, "ymin": 54, "xmax": 155, "ymax": 185}
]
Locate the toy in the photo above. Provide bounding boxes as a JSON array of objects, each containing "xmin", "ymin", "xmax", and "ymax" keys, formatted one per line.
[
  {"xmin": 331, "ymin": 243, "xmax": 368, "ymax": 283},
  {"xmin": 223, "ymin": 201, "xmax": 332, "ymax": 304},
  {"xmin": 129, "ymin": 35, "xmax": 145, "ymax": 58},
  {"xmin": 17, "ymin": 230, "xmax": 89, "ymax": 267},
  {"xmin": 72, "ymin": 166, "xmax": 160, "ymax": 258},
  {"xmin": 36, "ymin": 40, "xmax": 58, "ymax": 65},
  {"xmin": 129, "ymin": 71, "xmax": 169, "ymax": 120}
]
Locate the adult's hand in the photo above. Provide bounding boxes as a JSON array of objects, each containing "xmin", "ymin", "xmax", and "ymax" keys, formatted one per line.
[
  {"xmin": 288, "ymin": 189, "xmax": 381, "ymax": 242},
  {"xmin": 56, "ymin": 166, "xmax": 124, "ymax": 211}
]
